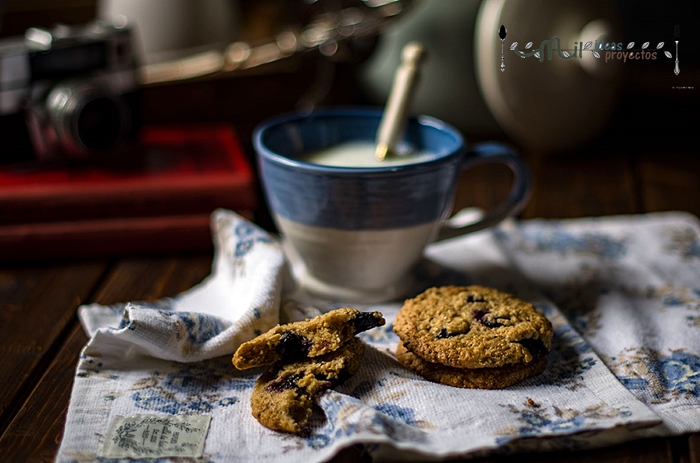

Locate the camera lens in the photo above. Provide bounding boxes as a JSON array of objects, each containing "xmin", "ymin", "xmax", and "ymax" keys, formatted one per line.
[
  {"xmin": 76, "ymin": 96, "xmax": 123, "ymax": 151},
  {"xmin": 46, "ymin": 80, "xmax": 131, "ymax": 158}
]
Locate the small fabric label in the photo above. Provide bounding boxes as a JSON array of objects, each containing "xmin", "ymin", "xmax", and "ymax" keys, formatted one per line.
[{"xmin": 102, "ymin": 414, "xmax": 211, "ymax": 459}]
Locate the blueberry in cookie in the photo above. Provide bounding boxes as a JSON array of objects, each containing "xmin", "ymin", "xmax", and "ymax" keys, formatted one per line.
[{"xmin": 250, "ymin": 337, "xmax": 364, "ymax": 433}]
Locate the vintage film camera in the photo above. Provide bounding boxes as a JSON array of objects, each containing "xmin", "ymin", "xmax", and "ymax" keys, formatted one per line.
[{"xmin": 0, "ymin": 21, "xmax": 142, "ymax": 163}]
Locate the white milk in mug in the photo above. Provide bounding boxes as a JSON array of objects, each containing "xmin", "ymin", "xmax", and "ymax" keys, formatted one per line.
[{"xmin": 301, "ymin": 141, "xmax": 431, "ymax": 167}]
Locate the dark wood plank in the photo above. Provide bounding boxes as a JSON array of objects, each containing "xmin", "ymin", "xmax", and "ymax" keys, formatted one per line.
[
  {"xmin": 0, "ymin": 323, "xmax": 88, "ymax": 463},
  {"xmin": 479, "ymin": 436, "xmax": 673, "ymax": 463},
  {"xmin": 636, "ymin": 152, "xmax": 700, "ymax": 217},
  {"xmin": 453, "ymin": 162, "xmax": 515, "ymax": 219},
  {"xmin": 522, "ymin": 150, "xmax": 640, "ymax": 219},
  {"xmin": 374, "ymin": 435, "xmax": 676, "ymax": 463},
  {"xmin": 0, "ymin": 255, "xmax": 213, "ymax": 462},
  {"xmin": 689, "ymin": 433, "xmax": 700, "ymax": 463},
  {"xmin": 528, "ymin": 437, "xmax": 673, "ymax": 463},
  {"xmin": 0, "ymin": 262, "xmax": 107, "ymax": 431},
  {"xmin": 453, "ymin": 146, "xmax": 641, "ymax": 222},
  {"xmin": 88, "ymin": 255, "xmax": 214, "ymax": 305}
]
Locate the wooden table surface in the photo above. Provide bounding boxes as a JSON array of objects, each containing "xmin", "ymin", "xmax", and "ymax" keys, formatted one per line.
[{"xmin": 1, "ymin": 83, "xmax": 699, "ymax": 462}]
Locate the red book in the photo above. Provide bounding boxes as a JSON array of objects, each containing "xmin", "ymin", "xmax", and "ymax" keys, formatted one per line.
[
  {"xmin": 0, "ymin": 124, "xmax": 257, "ymax": 260},
  {"xmin": 0, "ymin": 124, "xmax": 257, "ymax": 224}
]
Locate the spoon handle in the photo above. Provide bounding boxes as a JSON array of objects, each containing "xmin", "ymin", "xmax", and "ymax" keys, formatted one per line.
[{"xmin": 375, "ymin": 42, "xmax": 426, "ymax": 160}]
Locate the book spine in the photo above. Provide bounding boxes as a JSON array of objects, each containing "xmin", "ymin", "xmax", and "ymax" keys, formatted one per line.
[
  {"xmin": 0, "ymin": 211, "xmax": 253, "ymax": 262},
  {"xmin": 0, "ymin": 183, "xmax": 257, "ymax": 225}
]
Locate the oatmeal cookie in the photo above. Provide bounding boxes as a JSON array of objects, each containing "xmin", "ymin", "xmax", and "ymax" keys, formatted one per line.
[
  {"xmin": 233, "ymin": 308, "xmax": 384, "ymax": 370},
  {"xmin": 396, "ymin": 341, "xmax": 547, "ymax": 389},
  {"xmin": 393, "ymin": 286, "xmax": 552, "ymax": 369},
  {"xmin": 250, "ymin": 336, "xmax": 364, "ymax": 434}
]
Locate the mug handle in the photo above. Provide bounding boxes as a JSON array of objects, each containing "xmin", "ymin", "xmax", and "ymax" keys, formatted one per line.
[{"xmin": 436, "ymin": 142, "xmax": 531, "ymax": 241}]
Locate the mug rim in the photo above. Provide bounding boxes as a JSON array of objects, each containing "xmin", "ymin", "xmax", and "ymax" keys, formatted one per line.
[{"xmin": 253, "ymin": 106, "xmax": 465, "ymax": 174}]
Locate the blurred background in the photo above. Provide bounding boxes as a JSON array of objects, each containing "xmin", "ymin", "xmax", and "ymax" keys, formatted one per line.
[
  {"xmin": 2, "ymin": 0, "xmax": 696, "ymax": 152},
  {"xmin": 0, "ymin": 0, "xmax": 697, "ymax": 247}
]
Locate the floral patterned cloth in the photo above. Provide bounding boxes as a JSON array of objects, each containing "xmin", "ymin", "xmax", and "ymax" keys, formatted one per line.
[
  {"xmin": 493, "ymin": 212, "xmax": 700, "ymax": 435},
  {"xmin": 56, "ymin": 210, "xmax": 700, "ymax": 463}
]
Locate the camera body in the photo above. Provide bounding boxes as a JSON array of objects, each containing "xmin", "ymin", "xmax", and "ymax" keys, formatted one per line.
[{"xmin": 0, "ymin": 21, "xmax": 142, "ymax": 163}]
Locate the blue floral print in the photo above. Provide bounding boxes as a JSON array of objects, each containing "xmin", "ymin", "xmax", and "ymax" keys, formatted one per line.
[
  {"xmin": 498, "ymin": 224, "xmax": 627, "ymax": 259},
  {"xmin": 496, "ymin": 399, "xmax": 631, "ymax": 444},
  {"xmin": 666, "ymin": 226, "xmax": 700, "ymax": 260},
  {"xmin": 609, "ymin": 348, "xmax": 700, "ymax": 402},
  {"xmin": 131, "ymin": 358, "xmax": 255, "ymax": 415},
  {"xmin": 161, "ymin": 311, "xmax": 230, "ymax": 345},
  {"xmin": 373, "ymin": 404, "xmax": 419, "ymax": 426},
  {"xmin": 232, "ymin": 221, "xmax": 273, "ymax": 259}
]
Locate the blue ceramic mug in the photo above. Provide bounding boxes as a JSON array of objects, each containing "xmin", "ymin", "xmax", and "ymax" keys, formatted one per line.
[{"xmin": 254, "ymin": 107, "xmax": 530, "ymax": 302}]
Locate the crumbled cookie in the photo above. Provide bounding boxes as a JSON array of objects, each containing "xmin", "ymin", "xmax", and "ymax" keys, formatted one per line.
[
  {"xmin": 233, "ymin": 308, "xmax": 384, "ymax": 370},
  {"xmin": 394, "ymin": 286, "xmax": 552, "ymax": 369},
  {"xmin": 250, "ymin": 337, "xmax": 364, "ymax": 434},
  {"xmin": 396, "ymin": 341, "xmax": 547, "ymax": 389}
]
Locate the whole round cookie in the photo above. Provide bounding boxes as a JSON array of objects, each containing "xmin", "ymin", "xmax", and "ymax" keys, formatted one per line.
[
  {"xmin": 396, "ymin": 341, "xmax": 548, "ymax": 389},
  {"xmin": 394, "ymin": 286, "xmax": 552, "ymax": 369}
]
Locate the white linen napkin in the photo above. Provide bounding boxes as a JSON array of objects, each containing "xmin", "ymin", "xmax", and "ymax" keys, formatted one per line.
[
  {"xmin": 56, "ymin": 209, "xmax": 700, "ymax": 463},
  {"xmin": 492, "ymin": 211, "xmax": 700, "ymax": 436}
]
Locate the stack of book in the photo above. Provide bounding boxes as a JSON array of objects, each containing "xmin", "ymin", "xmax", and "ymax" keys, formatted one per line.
[{"xmin": 0, "ymin": 124, "xmax": 257, "ymax": 261}]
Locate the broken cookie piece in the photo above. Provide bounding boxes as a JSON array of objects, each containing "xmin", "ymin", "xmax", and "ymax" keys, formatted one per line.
[
  {"xmin": 233, "ymin": 308, "xmax": 384, "ymax": 370},
  {"xmin": 250, "ymin": 337, "xmax": 364, "ymax": 434}
]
